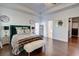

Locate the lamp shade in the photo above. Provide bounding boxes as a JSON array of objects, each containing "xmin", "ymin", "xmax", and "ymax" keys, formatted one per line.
[{"xmin": 4, "ymin": 26, "xmax": 9, "ymax": 30}]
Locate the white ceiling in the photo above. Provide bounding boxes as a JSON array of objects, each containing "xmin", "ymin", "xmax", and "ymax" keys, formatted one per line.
[
  {"xmin": 0, "ymin": 3, "xmax": 78, "ymax": 16},
  {"xmin": 20, "ymin": 3, "xmax": 60, "ymax": 14}
]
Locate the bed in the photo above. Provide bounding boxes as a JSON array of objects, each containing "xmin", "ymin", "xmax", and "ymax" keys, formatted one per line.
[
  {"xmin": 10, "ymin": 25, "xmax": 31, "ymax": 43},
  {"xmin": 10, "ymin": 25, "xmax": 44, "ymax": 55}
]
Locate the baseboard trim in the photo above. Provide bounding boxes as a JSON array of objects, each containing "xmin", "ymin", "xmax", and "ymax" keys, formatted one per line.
[{"xmin": 53, "ymin": 39, "xmax": 68, "ymax": 43}]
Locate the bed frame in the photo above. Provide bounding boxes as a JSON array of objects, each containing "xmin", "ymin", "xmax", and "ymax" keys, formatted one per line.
[{"xmin": 10, "ymin": 25, "xmax": 30, "ymax": 43}]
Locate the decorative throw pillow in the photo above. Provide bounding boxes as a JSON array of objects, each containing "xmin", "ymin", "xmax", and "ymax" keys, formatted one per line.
[
  {"xmin": 24, "ymin": 29, "xmax": 30, "ymax": 34},
  {"xmin": 23, "ymin": 27, "xmax": 30, "ymax": 34},
  {"xmin": 16, "ymin": 27, "xmax": 24, "ymax": 34}
]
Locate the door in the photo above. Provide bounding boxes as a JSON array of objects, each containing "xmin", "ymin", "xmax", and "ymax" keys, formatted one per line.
[
  {"xmin": 35, "ymin": 23, "xmax": 39, "ymax": 35},
  {"xmin": 47, "ymin": 20, "xmax": 53, "ymax": 39}
]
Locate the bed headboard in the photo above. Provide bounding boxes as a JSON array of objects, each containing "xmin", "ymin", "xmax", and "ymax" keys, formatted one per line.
[{"xmin": 10, "ymin": 25, "xmax": 30, "ymax": 43}]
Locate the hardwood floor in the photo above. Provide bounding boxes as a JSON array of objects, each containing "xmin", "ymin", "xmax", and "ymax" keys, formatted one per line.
[
  {"xmin": 0, "ymin": 44, "xmax": 12, "ymax": 56},
  {"xmin": 0, "ymin": 37, "xmax": 79, "ymax": 56},
  {"xmin": 68, "ymin": 37, "xmax": 79, "ymax": 56}
]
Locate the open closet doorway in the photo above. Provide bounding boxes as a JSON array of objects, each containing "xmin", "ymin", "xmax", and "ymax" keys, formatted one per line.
[{"xmin": 68, "ymin": 17, "xmax": 79, "ymax": 44}]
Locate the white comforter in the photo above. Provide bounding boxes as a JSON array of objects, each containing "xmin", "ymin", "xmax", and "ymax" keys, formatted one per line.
[{"xmin": 11, "ymin": 33, "xmax": 40, "ymax": 55}]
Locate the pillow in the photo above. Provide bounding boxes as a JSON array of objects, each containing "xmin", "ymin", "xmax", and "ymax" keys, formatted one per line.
[
  {"xmin": 24, "ymin": 29, "xmax": 30, "ymax": 34},
  {"xmin": 16, "ymin": 27, "xmax": 24, "ymax": 34},
  {"xmin": 23, "ymin": 27, "xmax": 30, "ymax": 34}
]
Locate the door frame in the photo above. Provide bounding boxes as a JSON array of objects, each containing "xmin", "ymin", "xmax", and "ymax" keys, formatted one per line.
[
  {"xmin": 68, "ymin": 18, "xmax": 72, "ymax": 39},
  {"xmin": 68, "ymin": 17, "xmax": 79, "ymax": 38}
]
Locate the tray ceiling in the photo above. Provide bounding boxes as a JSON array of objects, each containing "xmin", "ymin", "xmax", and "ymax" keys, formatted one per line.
[{"xmin": 0, "ymin": 3, "xmax": 77, "ymax": 16}]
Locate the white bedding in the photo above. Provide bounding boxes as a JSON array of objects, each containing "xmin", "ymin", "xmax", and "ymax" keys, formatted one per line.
[{"xmin": 11, "ymin": 33, "xmax": 40, "ymax": 55}]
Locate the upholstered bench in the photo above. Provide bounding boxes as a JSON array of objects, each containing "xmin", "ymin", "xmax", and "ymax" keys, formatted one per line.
[{"xmin": 24, "ymin": 40, "xmax": 45, "ymax": 56}]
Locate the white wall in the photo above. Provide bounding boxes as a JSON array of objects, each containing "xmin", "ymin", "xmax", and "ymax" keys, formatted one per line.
[
  {"xmin": 1, "ymin": 4, "xmax": 79, "ymax": 42},
  {"xmin": 0, "ymin": 8, "xmax": 39, "ymax": 37},
  {"xmin": 36, "ymin": 4, "xmax": 79, "ymax": 42},
  {"xmin": 53, "ymin": 18, "xmax": 68, "ymax": 42},
  {"xmin": 42, "ymin": 4, "xmax": 79, "ymax": 42},
  {"xmin": 0, "ymin": 8, "xmax": 38, "ymax": 26}
]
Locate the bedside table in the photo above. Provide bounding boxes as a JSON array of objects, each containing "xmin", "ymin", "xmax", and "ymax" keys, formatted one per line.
[
  {"xmin": 2, "ymin": 35, "xmax": 10, "ymax": 45},
  {"xmin": 0, "ymin": 41, "xmax": 2, "ymax": 48}
]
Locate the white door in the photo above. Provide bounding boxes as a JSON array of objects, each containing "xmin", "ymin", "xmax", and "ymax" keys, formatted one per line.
[
  {"xmin": 35, "ymin": 23, "xmax": 39, "ymax": 35},
  {"xmin": 47, "ymin": 20, "xmax": 53, "ymax": 39}
]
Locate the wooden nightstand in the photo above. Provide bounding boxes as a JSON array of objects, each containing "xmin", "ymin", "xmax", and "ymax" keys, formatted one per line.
[{"xmin": 2, "ymin": 35, "xmax": 9, "ymax": 45}]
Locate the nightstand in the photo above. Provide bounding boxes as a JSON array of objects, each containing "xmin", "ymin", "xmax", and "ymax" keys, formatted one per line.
[
  {"xmin": 0, "ymin": 41, "xmax": 2, "ymax": 48},
  {"xmin": 2, "ymin": 35, "xmax": 9, "ymax": 45}
]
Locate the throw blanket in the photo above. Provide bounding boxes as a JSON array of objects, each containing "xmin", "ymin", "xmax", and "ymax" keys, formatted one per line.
[{"xmin": 11, "ymin": 34, "xmax": 42, "ymax": 55}]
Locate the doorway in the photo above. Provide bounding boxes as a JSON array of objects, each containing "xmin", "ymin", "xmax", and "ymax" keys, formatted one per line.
[
  {"xmin": 68, "ymin": 17, "xmax": 79, "ymax": 43},
  {"xmin": 39, "ymin": 25, "xmax": 44, "ymax": 36},
  {"xmin": 68, "ymin": 17, "xmax": 79, "ymax": 38}
]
